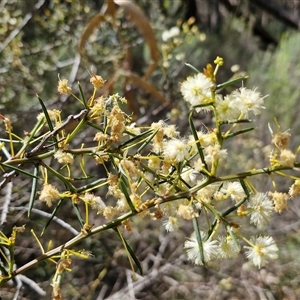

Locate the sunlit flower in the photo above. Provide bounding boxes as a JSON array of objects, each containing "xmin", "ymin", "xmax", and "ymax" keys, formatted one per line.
[
  {"xmin": 81, "ymin": 192, "xmax": 106, "ymax": 214},
  {"xmin": 103, "ymin": 206, "xmax": 117, "ymax": 219},
  {"xmin": 189, "ymin": 131, "xmax": 218, "ymax": 155},
  {"xmin": 184, "ymin": 231, "xmax": 218, "ymax": 265},
  {"xmin": 39, "ymin": 183, "xmax": 61, "ymax": 207},
  {"xmin": 163, "ymin": 139, "xmax": 190, "ymax": 163},
  {"xmin": 93, "ymin": 154, "xmax": 109, "ymax": 165},
  {"xmin": 90, "ymin": 97, "xmax": 105, "ymax": 116},
  {"xmin": 54, "ymin": 149, "xmax": 74, "ymax": 164},
  {"xmin": 231, "ymin": 87, "xmax": 266, "ymax": 117},
  {"xmin": 163, "ymin": 124, "xmax": 179, "ymax": 138},
  {"xmin": 214, "ymin": 56, "xmax": 224, "ymax": 66},
  {"xmin": 271, "ymin": 130, "xmax": 290, "ymax": 149},
  {"xmin": 177, "ymin": 204, "xmax": 198, "ymax": 220},
  {"xmin": 198, "ymin": 131, "xmax": 218, "ymax": 147},
  {"xmin": 193, "ymin": 158, "xmax": 205, "ymax": 172},
  {"xmin": 37, "ymin": 109, "xmax": 61, "ymax": 122},
  {"xmin": 217, "ymin": 236, "xmax": 240, "ymax": 258},
  {"xmin": 163, "ymin": 216, "xmax": 182, "ymax": 232},
  {"xmin": 180, "ymin": 73, "xmax": 214, "ymax": 110},
  {"xmin": 268, "ymin": 191, "xmax": 289, "ymax": 213},
  {"xmin": 116, "ymin": 195, "xmax": 130, "ymax": 213},
  {"xmin": 195, "ymin": 182, "xmax": 221, "ymax": 204},
  {"xmin": 57, "ymin": 78, "xmax": 72, "ymax": 95},
  {"xmin": 247, "ymin": 193, "xmax": 274, "ymax": 227},
  {"xmin": 130, "ymin": 192, "xmax": 142, "ymax": 209},
  {"xmin": 120, "ymin": 158, "xmax": 138, "ymax": 179},
  {"xmin": 244, "ymin": 236, "xmax": 278, "ymax": 268},
  {"xmin": 108, "ymin": 105, "xmax": 126, "ymax": 141},
  {"xmin": 148, "ymin": 156, "xmax": 161, "ymax": 170},
  {"xmin": 151, "ymin": 120, "xmax": 166, "ymax": 152},
  {"xmin": 151, "ymin": 120, "xmax": 166, "ymax": 131},
  {"xmin": 94, "ymin": 132, "xmax": 108, "ymax": 142},
  {"xmin": 289, "ymin": 179, "xmax": 300, "ymax": 198},
  {"xmin": 221, "ymin": 181, "xmax": 245, "ymax": 202},
  {"xmin": 215, "ymin": 94, "xmax": 241, "ymax": 121},
  {"xmin": 90, "ymin": 74, "xmax": 106, "ymax": 89},
  {"xmin": 279, "ymin": 149, "xmax": 296, "ymax": 167}
]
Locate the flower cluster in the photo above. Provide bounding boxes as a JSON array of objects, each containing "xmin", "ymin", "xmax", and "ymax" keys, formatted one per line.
[
  {"xmin": 3, "ymin": 57, "xmax": 298, "ymax": 292},
  {"xmin": 165, "ymin": 59, "xmax": 296, "ymax": 268},
  {"xmin": 180, "ymin": 75, "xmax": 266, "ymax": 118},
  {"xmin": 52, "ymin": 62, "xmax": 298, "ymax": 269}
]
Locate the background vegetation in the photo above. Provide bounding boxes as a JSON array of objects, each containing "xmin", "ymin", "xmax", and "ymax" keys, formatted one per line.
[{"xmin": 1, "ymin": 0, "xmax": 300, "ymax": 299}]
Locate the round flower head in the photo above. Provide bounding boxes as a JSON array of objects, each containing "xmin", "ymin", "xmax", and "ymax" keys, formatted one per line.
[
  {"xmin": 244, "ymin": 236, "xmax": 278, "ymax": 268},
  {"xmin": 195, "ymin": 182, "xmax": 221, "ymax": 204},
  {"xmin": 39, "ymin": 183, "xmax": 61, "ymax": 207},
  {"xmin": 289, "ymin": 179, "xmax": 300, "ymax": 198},
  {"xmin": 247, "ymin": 193, "xmax": 274, "ymax": 227},
  {"xmin": 54, "ymin": 149, "xmax": 74, "ymax": 165},
  {"xmin": 180, "ymin": 73, "xmax": 214, "ymax": 110},
  {"xmin": 221, "ymin": 181, "xmax": 245, "ymax": 202},
  {"xmin": 231, "ymin": 87, "xmax": 266, "ymax": 117},
  {"xmin": 215, "ymin": 94, "xmax": 241, "ymax": 121},
  {"xmin": 268, "ymin": 191, "xmax": 289, "ymax": 213},
  {"xmin": 271, "ymin": 130, "xmax": 291, "ymax": 149},
  {"xmin": 163, "ymin": 139, "xmax": 190, "ymax": 163},
  {"xmin": 217, "ymin": 236, "xmax": 240, "ymax": 258},
  {"xmin": 90, "ymin": 74, "xmax": 106, "ymax": 89},
  {"xmin": 177, "ymin": 204, "xmax": 198, "ymax": 220},
  {"xmin": 279, "ymin": 149, "xmax": 296, "ymax": 167},
  {"xmin": 81, "ymin": 192, "xmax": 106, "ymax": 213},
  {"xmin": 163, "ymin": 216, "xmax": 182, "ymax": 232},
  {"xmin": 184, "ymin": 231, "xmax": 218, "ymax": 265},
  {"xmin": 57, "ymin": 78, "xmax": 72, "ymax": 95}
]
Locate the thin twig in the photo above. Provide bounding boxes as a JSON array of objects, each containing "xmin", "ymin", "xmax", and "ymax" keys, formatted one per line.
[
  {"xmin": 25, "ymin": 109, "xmax": 88, "ymax": 157},
  {"xmin": 0, "ymin": 170, "xmax": 17, "ymax": 190},
  {"xmin": 126, "ymin": 269, "xmax": 136, "ymax": 300},
  {"xmin": 13, "ymin": 274, "xmax": 22, "ymax": 300},
  {"xmin": 9, "ymin": 207, "xmax": 79, "ymax": 236},
  {"xmin": 1, "ymin": 181, "xmax": 12, "ymax": 225},
  {"xmin": 18, "ymin": 274, "xmax": 46, "ymax": 296}
]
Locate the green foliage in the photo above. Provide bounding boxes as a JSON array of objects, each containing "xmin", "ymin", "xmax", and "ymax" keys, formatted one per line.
[{"xmin": 249, "ymin": 32, "xmax": 300, "ymax": 132}]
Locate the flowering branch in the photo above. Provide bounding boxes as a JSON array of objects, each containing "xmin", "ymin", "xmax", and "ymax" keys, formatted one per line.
[{"xmin": 0, "ymin": 58, "xmax": 299, "ymax": 297}]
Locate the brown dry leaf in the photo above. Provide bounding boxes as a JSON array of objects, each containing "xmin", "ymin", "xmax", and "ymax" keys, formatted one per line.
[
  {"xmin": 78, "ymin": 14, "xmax": 106, "ymax": 54},
  {"xmin": 114, "ymin": 0, "xmax": 160, "ymax": 79},
  {"xmin": 78, "ymin": 0, "xmax": 117, "ymax": 53},
  {"xmin": 79, "ymin": 1, "xmax": 159, "ymax": 79},
  {"xmin": 78, "ymin": 2, "xmax": 162, "ymax": 113},
  {"xmin": 124, "ymin": 71, "xmax": 168, "ymax": 105},
  {"xmin": 105, "ymin": 0, "xmax": 117, "ymax": 17}
]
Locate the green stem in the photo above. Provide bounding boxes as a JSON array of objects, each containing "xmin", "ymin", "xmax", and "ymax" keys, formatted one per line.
[{"xmin": 11, "ymin": 210, "xmax": 134, "ymax": 279}]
